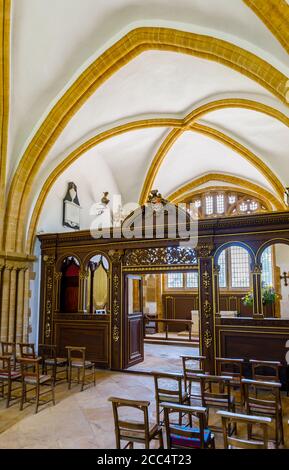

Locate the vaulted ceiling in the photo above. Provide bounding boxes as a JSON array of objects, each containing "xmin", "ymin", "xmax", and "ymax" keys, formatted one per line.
[{"xmin": 2, "ymin": 0, "xmax": 289, "ymax": 252}]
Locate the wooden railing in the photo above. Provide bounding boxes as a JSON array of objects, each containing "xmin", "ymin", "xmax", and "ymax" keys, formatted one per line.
[{"xmin": 143, "ymin": 317, "xmax": 194, "ymax": 343}]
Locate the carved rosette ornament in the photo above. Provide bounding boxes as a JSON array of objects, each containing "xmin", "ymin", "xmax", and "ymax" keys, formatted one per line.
[
  {"xmin": 195, "ymin": 244, "xmax": 214, "ymax": 258},
  {"xmin": 108, "ymin": 250, "xmax": 124, "ymax": 263}
]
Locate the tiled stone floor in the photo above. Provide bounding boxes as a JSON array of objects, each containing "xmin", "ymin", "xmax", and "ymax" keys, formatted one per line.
[
  {"xmin": 0, "ymin": 343, "xmax": 288, "ymax": 449},
  {"xmin": 131, "ymin": 343, "xmax": 199, "ymax": 373}
]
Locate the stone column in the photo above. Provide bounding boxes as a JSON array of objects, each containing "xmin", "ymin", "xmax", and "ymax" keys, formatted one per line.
[
  {"xmin": 252, "ymin": 264, "xmax": 263, "ymax": 319},
  {"xmin": 0, "ymin": 265, "xmax": 12, "ymax": 342},
  {"xmin": 15, "ymin": 267, "xmax": 25, "ymax": 343},
  {"xmin": 8, "ymin": 266, "xmax": 17, "ymax": 342},
  {"xmin": 22, "ymin": 267, "xmax": 30, "ymax": 342},
  {"xmin": 108, "ymin": 250, "xmax": 123, "ymax": 370},
  {"xmin": 196, "ymin": 244, "xmax": 216, "ymax": 374}
]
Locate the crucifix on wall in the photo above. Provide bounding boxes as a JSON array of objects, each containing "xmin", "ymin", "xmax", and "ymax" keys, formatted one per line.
[{"xmin": 280, "ymin": 271, "xmax": 289, "ymax": 287}]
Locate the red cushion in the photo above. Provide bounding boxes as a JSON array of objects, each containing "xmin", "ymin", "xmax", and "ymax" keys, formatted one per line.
[{"xmin": 170, "ymin": 427, "xmax": 212, "ymax": 448}]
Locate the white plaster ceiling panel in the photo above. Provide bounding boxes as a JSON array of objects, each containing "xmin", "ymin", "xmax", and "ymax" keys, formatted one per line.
[
  {"xmin": 9, "ymin": 0, "xmax": 289, "ymax": 181},
  {"xmin": 201, "ymin": 109, "xmax": 289, "ymax": 186},
  {"xmin": 154, "ymin": 131, "xmax": 275, "ymax": 197},
  {"xmin": 40, "ymin": 51, "xmax": 275, "ymax": 173},
  {"xmin": 82, "ymin": 127, "xmax": 170, "ymax": 204}
]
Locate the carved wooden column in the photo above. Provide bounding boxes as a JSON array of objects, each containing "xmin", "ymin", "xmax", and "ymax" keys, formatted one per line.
[
  {"xmin": 78, "ymin": 270, "xmax": 88, "ymax": 313},
  {"xmin": 54, "ymin": 272, "xmax": 62, "ymax": 313},
  {"xmin": 8, "ymin": 266, "xmax": 17, "ymax": 342},
  {"xmin": 108, "ymin": 250, "xmax": 123, "ymax": 370},
  {"xmin": 213, "ymin": 265, "xmax": 221, "ymax": 319},
  {"xmin": 40, "ymin": 256, "xmax": 55, "ymax": 344},
  {"xmin": 197, "ymin": 244, "xmax": 216, "ymax": 374},
  {"xmin": 252, "ymin": 263, "xmax": 263, "ymax": 319}
]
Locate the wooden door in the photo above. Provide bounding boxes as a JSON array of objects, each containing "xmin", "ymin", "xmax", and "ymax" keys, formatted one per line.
[{"xmin": 123, "ymin": 275, "xmax": 144, "ymax": 368}]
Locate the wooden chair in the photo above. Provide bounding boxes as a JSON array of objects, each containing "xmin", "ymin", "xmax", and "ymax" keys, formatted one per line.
[
  {"xmin": 242, "ymin": 378, "xmax": 284, "ymax": 448},
  {"xmin": 1, "ymin": 342, "xmax": 17, "ymax": 370},
  {"xmin": 163, "ymin": 402, "xmax": 215, "ymax": 449},
  {"xmin": 216, "ymin": 357, "xmax": 244, "ymax": 406},
  {"xmin": 198, "ymin": 374, "xmax": 235, "ymax": 432},
  {"xmin": 250, "ymin": 359, "xmax": 281, "ymax": 383},
  {"xmin": 19, "ymin": 357, "xmax": 55, "ymax": 413},
  {"xmin": 66, "ymin": 346, "xmax": 96, "ymax": 391},
  {"xmin": 217, "ymin": 411, "xmax": 271, "ymax": 449},
  {"xmin": 0, "ymin": 356, "xmax": 22, "ymax": 407},
  {"xmin": 108, "ymin": 396, "xmax": 163, "ymax": 449},
  {"xmin": 181, "ymin": 355, "xmax": 207, "ymax": 399},
  {"xmin": 18, "ymin": 343, "xmax": 37, "ymax": 359},
  {"xmin": 39, "ymin": 344, "xmax": 67, "ymax": 384},
  {"xmin": 153, "ymin": 372, "xmax": 190, "ymax": 426}
]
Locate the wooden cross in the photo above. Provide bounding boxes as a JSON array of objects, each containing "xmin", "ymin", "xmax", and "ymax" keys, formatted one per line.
[{"xmin": 280, "ymin": 272, "xmax": 289, "ymax": 287}]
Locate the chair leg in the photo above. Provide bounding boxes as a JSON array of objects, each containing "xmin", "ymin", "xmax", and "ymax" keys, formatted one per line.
[
  {"xmin": 81, "ymin": 367, "xmax": 85, "ymax": 392},
  {"xmin": 51, "ymin": 379, "xmax": 56, "ymax": 406},
  {"xmin": 68, "ymin": 365, "xmax": 72, "ymax": 390},
  {"xmin": 158, "ymin": 429, "xmax": 164, "ymax": 449},
  {"xmin": 20, "ymin": 381, "xmax": 25, "ymax": 410},
  {"xmin": 6, "ymin": 381, "xmax": 11, "ymax": 408},
  {"xmin": 35, "ymin": 383, "xmax": 40, "ymax": 414}
]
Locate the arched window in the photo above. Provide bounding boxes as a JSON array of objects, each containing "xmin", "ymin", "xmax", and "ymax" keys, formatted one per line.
[
  {"xmin": 261, "ymin": 246, "xmax": 273, "ymax": 287},
  {"xmin": 217, "ymin": 246, "xmax": 251, "ymax": 290},
  {"xmin": 184, "ymin": 190, "xmax": 269, "ymax": 219}
]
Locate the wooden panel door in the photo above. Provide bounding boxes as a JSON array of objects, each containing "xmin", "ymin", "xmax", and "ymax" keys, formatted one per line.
[{"xmin": 123, "ymin": 275, "xmax": 144, "ymax": 368}]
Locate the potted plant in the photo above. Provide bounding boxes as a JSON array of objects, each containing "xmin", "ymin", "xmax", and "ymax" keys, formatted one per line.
[{"xmin": 242, "ymin": 286, "xmax": 279, "ymax": 308}]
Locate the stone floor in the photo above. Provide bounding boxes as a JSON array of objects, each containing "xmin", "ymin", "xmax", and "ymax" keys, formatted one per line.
[
  {"xmin": 0, "ymin": 344, "xmax": 288, "ymax": 449},
  {"xmin": 131, "ymin": 342, "xmax": 199, "ymax": 373}
]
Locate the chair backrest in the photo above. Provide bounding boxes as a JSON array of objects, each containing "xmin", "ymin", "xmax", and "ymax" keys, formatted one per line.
[
  {"xmin": 242, "ymin": 378, "xmax": 281, "ymax": 412},
  {"xmin": 0, "ymin": 355, "xmax": 12, "ymax": 377},
  {"xmin": 216, "ymin": 358, "xmax": 244, "ymax": 380},
  {"xmin": 108, "ymin": 396, "xmax": 150, "ymax": 442},
  {"xmin": 38, "ymin": 344, "xmax": 57, "ymax": 362},
  {"xmin": 181, "ymin": 355, "xmax": 206, "ymax": 376},
  {"xmin": 153, "ymin": 372, "xmax": 183, "ymax": 403},
  {"xmin": 19, "ymin": 357, "xmax": 41, "ymax": 380},
  {"xmin": 1, "ymin": 342, "xmax": 16, "ymax": 370},
  {"xmin": 162, "ymin": 402, "xmax": 207, "ymax": 449},
  {"xmin": 18, "ymin": 343, "xmax": 36, "ymax": 359},
  {"xmin": 66, "ymin": 346, "xmax": 86, "ymax": 365},
  {"xmin": 250, "ymin": 360, "xmax": 281, "ymax": 382},
  {"xmin": 217, "ymin": 410, "xmax": 271, "ymax": 449},
  {"xmin": 198, "ymin": 374, "xmax": 233, "ymax": 407}
]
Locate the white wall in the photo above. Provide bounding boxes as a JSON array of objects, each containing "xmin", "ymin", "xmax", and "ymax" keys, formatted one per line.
[
  {"xmin": 36, "ymin": 149, "xmax": 120, "ymax": 234},
  {"xmin": 275, "ymin": 244, "xmax": 289, "ymax": 319}
]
